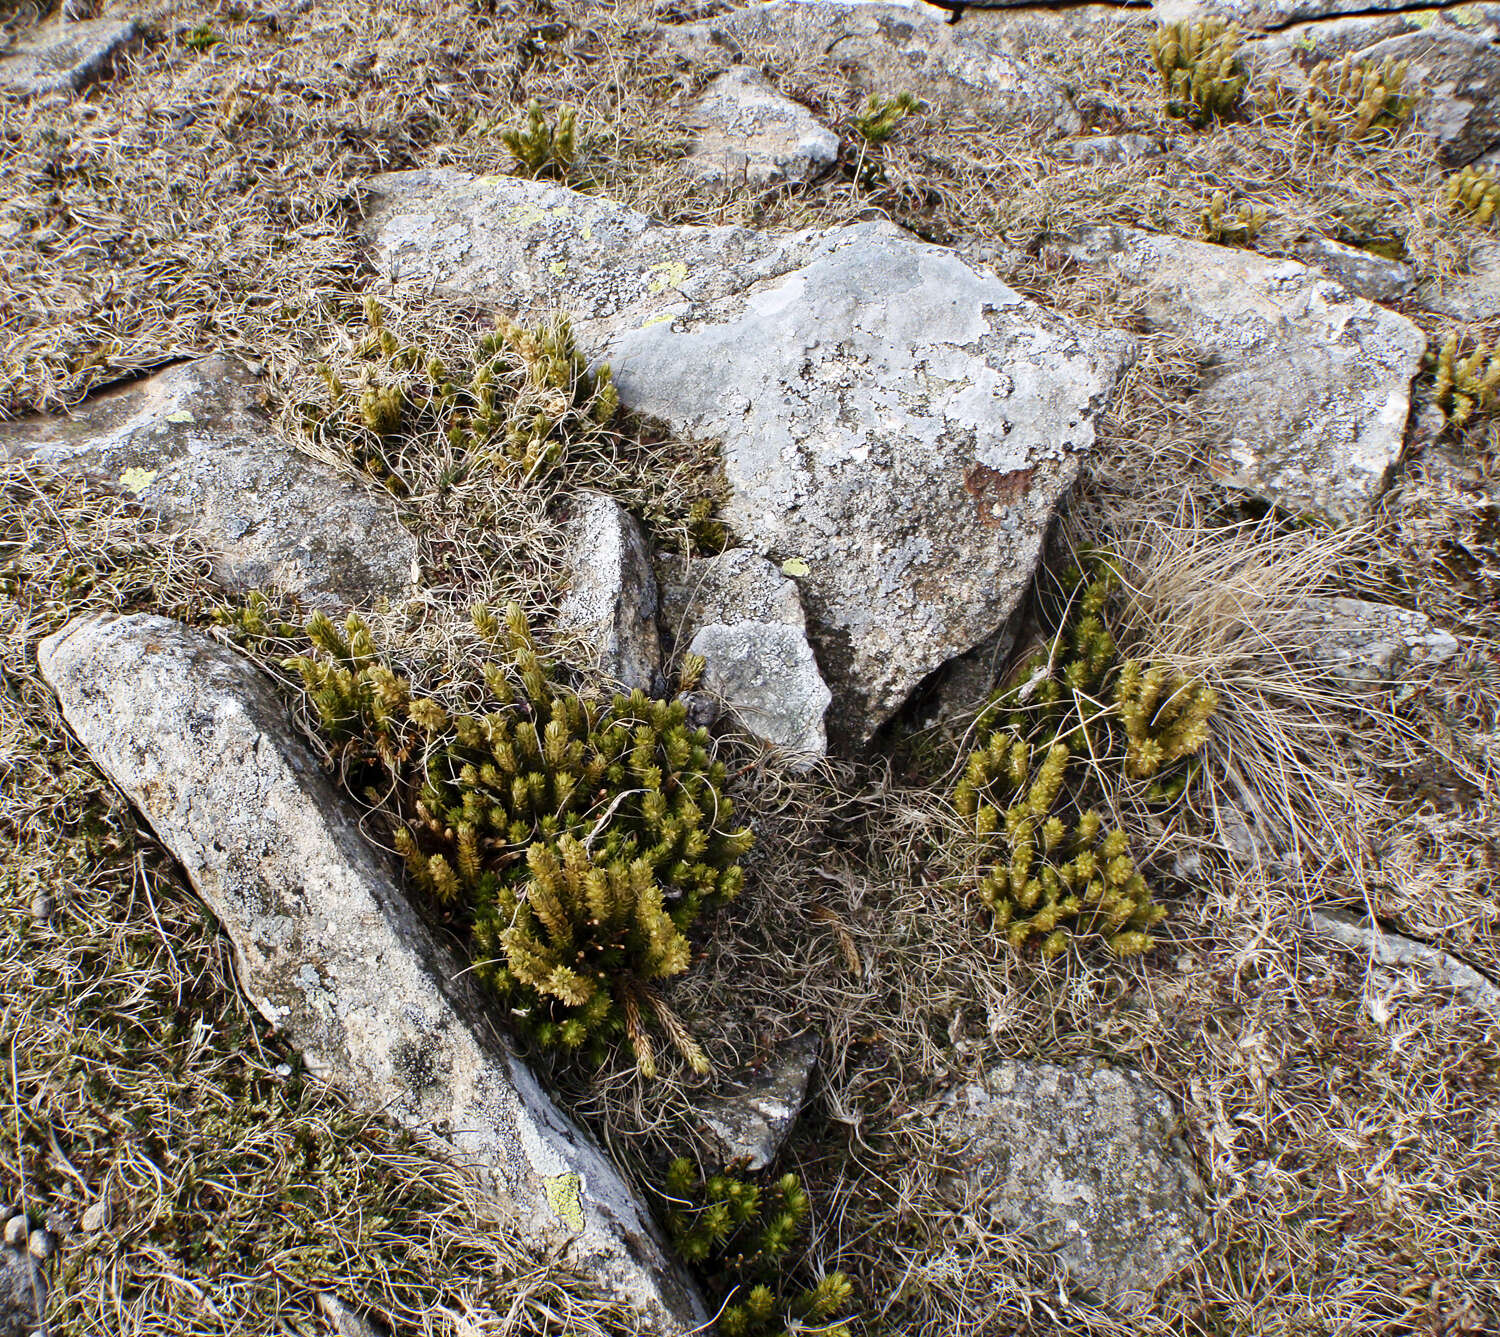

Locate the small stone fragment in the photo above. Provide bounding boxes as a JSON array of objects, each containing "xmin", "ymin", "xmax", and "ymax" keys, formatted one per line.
[
  {"xmin": 685, "ymin": 67, "xmax": 839, "ymax": 187},
  {"xmin": 24, "ymin": 1234, "xmax": 51, "ymax": 1264},
  {"xmin": 79, "ymin": 1201, "xmax": 109, "ymax": 1234},
  {"xmin": 556, "ymin": 491, "xmax": 663, "ymax": 691},
  {"xmin": 1294, "ymin": 237, "xmax": 1414, "ymax": 305},
  {"xmin": 1312, "ymin": 910, "xmax": 1500, "ymax": 1013},
  {"xmin": 317, "ymin": 1292, "xmax": 390, "ymax": 1337},
  {"xmin": 0, "ymin": 19, "xmax": 137, "ymax": 97},
  {"xmin": 935, "ymin": 1059, "xmax": 1208, "ymax": 1306},
  {"xmin": 28, "ymin": 894, "xmax": 51, "ymax": 924},
  {"xmin": 0, "ymin": 357, "xmax": 418, "ymax": 612},
  {"xmin": 1056, "ymin": 133, "xmax": 1163, "ymax": 165},
  {"xmin": 1292, "ymin": 597, "xmax": 1459, "ymax": 684},
  {"xmin": 1419, "ymin": 241, "xmax": 1500, "ymax": 322},
  {"xmin": 693, "ymin": 1033, "xmax": 821, "ymax": 1171},
  {"xmin": 0, "ymin": 1221, "xmax": 24, "ymax": 1251}
]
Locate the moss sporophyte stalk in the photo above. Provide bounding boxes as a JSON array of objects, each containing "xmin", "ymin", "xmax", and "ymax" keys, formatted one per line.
[
  {"xmin": 953, "ymin": 558, "xmax": 1217, "ymax": 959},
  {"xmin": 274, "ymin": 601, "xmax": 750, "ymax": 1077}
]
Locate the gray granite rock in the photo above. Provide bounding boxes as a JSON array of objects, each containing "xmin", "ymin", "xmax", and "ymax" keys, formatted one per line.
[
  {"xmin": 366, "ymin": 172, "xmax": 1130, "ymax": 741},
  {"xmin": 1294, "ymin": 237, "xmax": 1414, "ymax": 305},
  {"xmin": 662, "ymin": 0, "xmax": 1081, "ymax": 132},
  {"xmin": 317, "ymin": 1292, "xmax": 390, "ymax": 1337},
  {"xmin": 0, "ymin": 18, "xmax": 137, "ymax": 96},
  {"xmin": 685, "ymin": 66, "xmax": 839, "ymax": 186},
  {"xmin": 1, "ymin": 357, "xmax": 418, "ymax": 612},
  {"xmin": 1054, "ymin": 225, "xmax": 1425, "ymax": 522},
  {"xmin": 1312, "ymin": 909, "xmax": 1500, "ymax": 1012},
  {"xmin": 36, "ymin": 614, "xmax": 705, "ymax": 1335},
  {"xmin": 936, "ymin": 1059, "xmax": 1208, "ymax": 1307},
  {"xmin": 693, "ymin": 1033, "xmax": 822, "ymax": 1170},
  {"xmin": 660, "ymin": 549, "xmax": 831, "ymax": 761},
  {"xmin": 557, "ymin": 491, "xmax": 662, "ymax": 691},
  {"xmin": 1293, "ymin": 596, "xmax": 1459, "ymax": 683}
]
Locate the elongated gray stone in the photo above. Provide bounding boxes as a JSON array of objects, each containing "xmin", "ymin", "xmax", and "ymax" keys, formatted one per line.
[
  {"xmin": 1312, "ymin": 910, "xmax": 1500, "ymax": 1012},
  {"xmin": 0, "ymin": 18, "xmax": 137, "ymax": 96},
  {"xmin": 365, "ymin": 172, "xmax": 1130, "ymax": 741},
  {"xmin": 37, "ymin": 614, "xmax": 706, "ymax": 1335},
  {"xmin": 1, "ymin": 357, "xmax": 417, "ymax": 611}
]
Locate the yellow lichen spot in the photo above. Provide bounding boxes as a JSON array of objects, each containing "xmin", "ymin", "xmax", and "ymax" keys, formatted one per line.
[
  {"xmin": 640, "ymin": 313, "xmax": 675, "ymax": 329},
  {"xmin": 509, "ymin": 204, "xmax": 548, "ymax": 228},
  {"xmin": 545, "ymin": 1172, "xmax": 584, "ymax": 1230},
  {"xmin": 1449, "ymin": 4, "xmax": 1479, "ymax": 24},
  {"xmin": 647, "ymin": 261, "xmax": 689, "ymax": 295},
  {"xmin": 781, "ymin": 557, "xmax": 811, "ymax": 577},
  {"xmin": 1410, "ymin": 8, "xmax": 1439, "ymax": 26},
  {"xmin": 476, "ymin": 174, "xmax": 506, "ymax": 187},
  {"xmin": 164, "ymin": 410, "xmax": 194, "ymax": 423},
  {"xmin": 118, "ymin": 467, "xmax": 159, "ymax": 495},
  {"xmin": 580, "ymin": 221, "xmax": 594, "ymax": 240},
  {"xmin": 549, "ymin": 260, "xmax": 567, "ymax": 276},
  {"xmin": 549, "ymin": 205, "xmax": 569, "ymax": 216}
]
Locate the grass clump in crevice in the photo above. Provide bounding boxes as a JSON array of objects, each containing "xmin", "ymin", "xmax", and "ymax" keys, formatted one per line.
[
  {"xmin": 502, "ymin": 100, "xmax": 579, "ymax": 179},
  {"xmin": 278, "ymin": 602, "xmax": 749, "ymax": 1076},
  {"xmin": 952, "ymin": 556, "xmax": 1216, "ymax": 959},
  {"xmin": 1148, "ymin": 19, "xmax": 1246, "ymax": 126},
  {"xmin": 851, "ymin": 92, "xmax": 921, "ymax": 144},
  {"xmin": 663, "ymin": 1158, "xmax": 853, "ymax": 1337},
  {"xmin": 1300, "ymin": 54, "xmax": 1417, "ymax": 141}
]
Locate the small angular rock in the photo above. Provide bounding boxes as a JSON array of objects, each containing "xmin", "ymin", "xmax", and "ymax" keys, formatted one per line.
[
  {"xmin": 24, "ymin": 1234, "xmax": 51, "ymax": 1264},
  {"xmin": 1295, "ymin": 237, "xmax": 1414, "ymax": 305},
  {"xmin": 1055, "ymin": 225, "xmax": 1425, "ymax": 522},
  {"xmin": 935, "ymin": 1059, "xmax": 1208, "ymax": 1306},
  {"xmin": 0, "ymin": 1222, "xmax": 23, "ymax": 1251},
  {"xmin": 556, "ymin": 491, "xmax": 662, "ymax": 691},
  {"xmin": 37, "ymin": 614, "xmax": 705, "ymax": 1335},
  {"xmin": 685, "ymin": 67, "xmax": 839, "ymax": 186},
  {"xmin": 79, "ymin": 1201, "xmax": 110, "ymax": 1234},
  {"xmin": 1419, "ymin": 240, "xmax": 1500, "ymax": 322},
  {"xmin": 1, "ymin": 357, "xmax": 418, "ymax": 612},
  {"xmin": 693, "ymin": 1033, "xmax": 821, "ymax": 1171},
  {"xmin": 0, "ymin": 18, "xmax": 137, "ymax": 97},
  {"xmin": 1292, "ymin": 596, "xmax": 1459, "ymax": 684}
]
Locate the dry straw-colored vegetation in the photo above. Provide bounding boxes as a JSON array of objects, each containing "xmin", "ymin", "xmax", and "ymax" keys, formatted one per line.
[{"xmin": 3, "ymin": 0, "xmax": 1499, "ymax": 1335}]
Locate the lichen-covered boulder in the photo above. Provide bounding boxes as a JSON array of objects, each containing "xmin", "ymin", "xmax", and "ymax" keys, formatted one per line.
[
  {"xmin": 37, "ymin": 614, "xmax": 706, "ymax": 1335},
  {"xmin": 365, "ymin": 172, "xmax": 1130, "ymax": 741},
  {"xmin": 0, "ymin": 18, "xmax": 137, "ymax": 97},
  {"xmin": 684, "ymin": 67, "xmax": 840, "ymax": 186},
  {"xmin": 661, "ymin": 0, "xmax": 1081, "ymax": 133},
  {"xmin": 1, "ymin": 356, "xmax": 418, "ymax": 611},
  {"xmin": 935, "ymin": 1059, "xmax": 1208, "ymax": 1307},
  {"xmin": 1054, "ymin": 225, "xmax": 1425, "ymax": 522},
  {"xmin": 557, "ymin": 491, "xmax": 662, "ymax": 691}
]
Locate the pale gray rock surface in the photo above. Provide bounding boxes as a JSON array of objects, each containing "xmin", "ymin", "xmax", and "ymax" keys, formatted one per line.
[
  {"xmin": 0, "ymin": 357, "xmax": 417, "ymax": 611},
  {"xmin": 1055, "ymin": 225, "xmax": 1425, "ymax": 522},
  {"xmin": 1419, "ymin": 241, "xmax": 1500, "ymax": 320},
  {"xmin": 317, "ymin": 1292, "xmax": 390, "ymax": 1337},
  {"xmin": 660, "ymin": 549, "xmax": 831, "ymax": 760},
  {"xmin": 662, "ymin": 0, "xmax": 1081, "ymax": 132},
  {"xmin": 1157, "ymin": 0, "xmax": 1470, "ymax": 28},
  {"xmin": 936, "ymin": 1060, "xmax": 1208, "ymax": 1306},
  {"xmin": 693, "ymin": 1033, "xmax": 822, "ymax": 1170},
  {"xmin": 1056, "ymin": 132, "xmax": 1164, "ymax": 166},
  {"xmin": 557, "ymin": 491, "xmax": 662, "ymax": 691},
  {"xmin": 0, "ymin": 18, "xmax": 137, "ymax": 96},
  {"xmin": 1293, "ymin": 596, "xmax": 1459, "ymax": 683},
  {"xmin": 1312, "ymin": 910, "xmax": 1500, "ymax": 1012},
  {"xmin": 1294, "ymin": 236, "xmax": 1414, "ymax": 304},
  {"xmin": 366, "ymin": 172, "xmax": 1130, "ymax": 740},
  {"xmin": 685, "ymin": 66, "xmax": 839, "ymax": 186},
  {"xmin": 36, "ymin": 614, "xmax": 705, "ymax": 1335}
]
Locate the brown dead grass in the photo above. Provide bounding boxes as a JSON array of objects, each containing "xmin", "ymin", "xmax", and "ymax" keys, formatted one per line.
[{"xmin": 4, "ymin": 0, "xmax": 1500, "ymax": 1334}]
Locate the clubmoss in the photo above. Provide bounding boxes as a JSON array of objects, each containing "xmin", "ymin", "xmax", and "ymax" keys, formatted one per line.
[
  {"xmin": 1148, "ymin": 19, "xmax": 1246, "ymax": 126},
  {"xmin": 1429, "ymin": 331, "xmax": 1500, "ymax": 428},
  {"xmin": 279, "ymin": 602, "xmax": 751, "ymax": 1075},
  {"xmin": 502, "ymin": 100, "xmax": 578, "ymax": 178},
  {"xmin": 851, "ymin": 92, "xmax": 921, "ymax": 144},
  {"xmin": 1201, "ymin": 190, "xmax": 1268, "ymax": 247},
  {"xmin": 1300, "ymin": 55, "xmax": 1417, "ymax": 140},
  {"xmin": 1447, "ymin": 164, "xmax": 1499, "ymax": 226},
  {"xmin": 663, "ymin": 1158, "xmax": 853, "ymax": 1337},
  {"xmin": 953, "ymin": 558, "xmax": 1216, "ymax": 958}
]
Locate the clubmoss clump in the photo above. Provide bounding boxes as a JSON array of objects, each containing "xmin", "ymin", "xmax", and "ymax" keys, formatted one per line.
[
  {"xmin": 1201, "ymin": 190, "xmax": 1268, "ymax": 246},
  {"xmin": 664, "ymin": 1158, "xmax": 853, "ymax": 1337},
  {"xmin": 1430, "ymin": 331, "xmax": 1500, "ymax": 428},
  {"xmin": 1301, "ymin": 54, "xmax": 1416, "ymax": 140},
  {"xmin": 314, "ymin": 300, "xmax": 618, "ymax": 486},
  {"xmin": 852, "ymin": 91, "xmax": 921, "ymax": 143},
  {"xmin": 1447, "ymin": 165, "xmax": 1500, "ymax": 226},
  {"xmin": 501, "ymin": 100, "xmax": 578, "ymax": 178},
  {"xmin": 954, "ymin": 558, "xmax": 1217, "ymax": 958},
  {"xmin": 1148, "ymin": 19, "xmax": 1247, "ymax": 126},
  {"xmin": 282, "ymin": 603, "xmax": 751, "ymax": 1075}
]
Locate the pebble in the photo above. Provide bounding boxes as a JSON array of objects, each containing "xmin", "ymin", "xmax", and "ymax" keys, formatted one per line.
[
  {"xmin": 29, "ymin": 893, "xmax": 52, "ymax": 923},
  {"xmin": 3, "ymin": 1216, "xmax": 27, "ymax": 1247},
  {"xmin": 26, "ymin": 1231, "xmax": 53, "ymax": 1262},
  {"xmin": 80, "ymin": 1200, "xmax": 110, "ymax": 1233}
]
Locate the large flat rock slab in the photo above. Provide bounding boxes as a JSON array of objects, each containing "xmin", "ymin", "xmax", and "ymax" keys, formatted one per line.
[
  {"xmin": 661, "ymin": 0, "xmax": 1081, "ymax": 133},
  {"xmin": 1, "ymin": 357, "xmax": 417, "ymax": 611},
  {"xmin": 0, "ymin": 18, "xmax": 137, "ymax": 96},
  {"xmin": 1054, "ymin": 225, "xmax": 1425, "ymax": 522},
  {"xmin": 936, "ymin": 1059, "xmax": 1208, "ymax": 1307},
  {"xmin": 365, "ymin": 172, "xmax": 1129, "ymax": 741},
  {"xmin": 37, "ymin": 613, "xmax": 705, "ymax": 1335}
]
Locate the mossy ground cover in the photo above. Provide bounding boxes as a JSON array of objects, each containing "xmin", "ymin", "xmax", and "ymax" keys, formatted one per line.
[{"xmin": 3, "ymin": 0, "xmax": 1500, "ymax": 1334}]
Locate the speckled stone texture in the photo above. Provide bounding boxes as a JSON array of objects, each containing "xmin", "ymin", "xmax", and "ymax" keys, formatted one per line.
[
  {"xmin": 936, "ymin": 1059, "xmax": 1208, "ymax": 1307},
  {"xmin": 1055, "ymin": 225, "xmax": 1426, "ymax": 522},
  {"xmin": 37, "ymin": 614, "xmax": 706, "ymax": 1336},
  {"xmin": 661, "ymin": 0, "xmax": 1081, "ymax": 132},
  {"xmin": 0, "ymin": 18, "xmax": 137, "ymax": 96},
  {"xmin": 1292, "ymin": 596, "xmax": 1459, "ymax": 683},
  {"xmin": 364, "ymin": 172, "xmax": 1130, "ymax": 741},
  {"xmin": 684, "ymin": 66, "xmax": 839, "ymax": 186},
  {"xmin": 0, "ymin": 356, "xmax": 417, "ymax": 611},
  {"xmin": 692, "ymin": 1032, "xmax": 822, "ymax": 1170}
]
